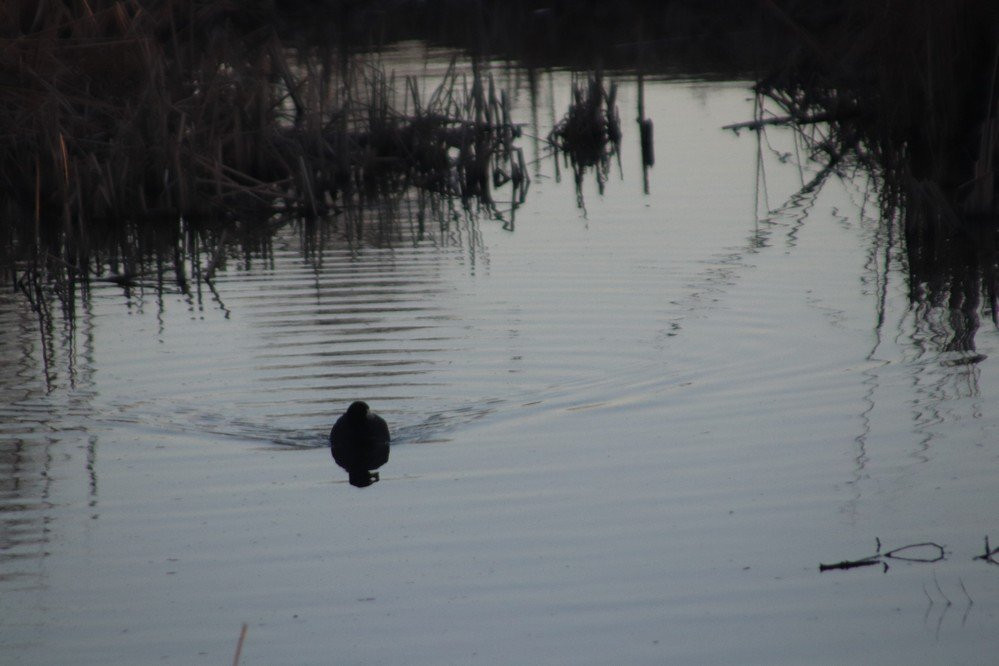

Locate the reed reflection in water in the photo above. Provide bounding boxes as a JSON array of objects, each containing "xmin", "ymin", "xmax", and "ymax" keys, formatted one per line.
[{"xmin": 3, "ymin": 65, "xmax": 999, "ymax": 664}]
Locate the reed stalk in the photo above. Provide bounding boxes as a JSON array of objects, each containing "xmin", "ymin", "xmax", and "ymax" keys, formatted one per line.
[{"xmin": 0, "ymin": 0, "xmax": 526, "ymax": 299}]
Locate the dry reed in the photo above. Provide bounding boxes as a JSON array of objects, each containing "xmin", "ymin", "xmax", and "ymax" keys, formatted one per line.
[
  {"xmin": 548, "ymin": 72, "xmax": 621, "ymax": 204},
  {"xmin": 0, "ymin": 0, "xmax": 526, "ymax": 299},
  {"xmin": 753, "ymin": 0, "xmax": 999, "ymax": 339}
]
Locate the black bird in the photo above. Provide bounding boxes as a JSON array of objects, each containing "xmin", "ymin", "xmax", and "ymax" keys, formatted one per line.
[{"xmin": 329, "ymin": 401, "xmax": 390, "ymax": 487}]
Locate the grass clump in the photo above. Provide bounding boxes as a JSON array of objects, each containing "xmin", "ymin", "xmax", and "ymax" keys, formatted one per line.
[
  {"xmin": 0, "ymin": 0, "xmax": 526, "ymax": 299},
  {"xmin": 751, "ymin": 0, "xmax": 999, "ymax": 343},
  {"xmin": 548, "ymin": 72, "xmax": 620, "ymax": 205}
]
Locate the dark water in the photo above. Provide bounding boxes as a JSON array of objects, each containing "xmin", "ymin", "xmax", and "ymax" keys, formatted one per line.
[{"xmin": 3, "ymin": 55, "xmax": 999, "ymax": 664}]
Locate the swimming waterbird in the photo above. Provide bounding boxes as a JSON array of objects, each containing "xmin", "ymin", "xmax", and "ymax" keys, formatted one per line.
[{"xmin": 329, "ymin": 401, "xmax": 390, "ymax": 487}]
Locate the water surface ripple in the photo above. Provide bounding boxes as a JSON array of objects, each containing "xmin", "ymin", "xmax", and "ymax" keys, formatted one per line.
[{"xmin": 3, "ymin": 73, "xmax": 999, "ymax": 665}]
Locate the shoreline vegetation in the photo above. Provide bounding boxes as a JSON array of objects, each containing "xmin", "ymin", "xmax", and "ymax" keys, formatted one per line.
[
  {"xmin": 3, "ymin": 0, "xmax": 999, "ymax": 344},
  {"xmin": 1, "ymin": 0, "xmax": 529, "ymax": 301},
  {"xmin": 748, "ymin": 0, "xmax": 999, "ymax": 336}
]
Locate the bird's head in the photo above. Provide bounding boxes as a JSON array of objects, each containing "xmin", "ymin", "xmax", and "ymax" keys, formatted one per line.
[{"xmin": 346, "ymin": 401, "xmax": 370, "ymax": 419}]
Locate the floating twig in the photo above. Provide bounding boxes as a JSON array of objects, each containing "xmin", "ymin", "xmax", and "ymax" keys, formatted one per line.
[
  {"xmin": 883, "ymin": 542, "xmax": 946, "ymax": 563},
  {"xmin": 818, "ymin": 556, "xmax": 882, "ymax": 572},
  {"xmin": 974, "ymin": 535, "xmax": 999, "ymax": 565},
  {"xmin": 820, "ymin": 539, "xmax": 946, "ymax": 572},
  {"xmin": 232, "ymin": 623, "xmax": 248, "ymax": 666}
]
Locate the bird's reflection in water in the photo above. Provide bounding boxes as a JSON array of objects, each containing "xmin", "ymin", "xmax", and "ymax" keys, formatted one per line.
[{"xmin": 330, "ymin": 401, "xmax": 390, "ymax": 488}]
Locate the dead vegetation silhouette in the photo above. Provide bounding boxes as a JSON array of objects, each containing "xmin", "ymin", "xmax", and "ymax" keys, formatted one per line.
[
  {"xmin": 7, "ymin": 0, "xmax": 999, "ymax": 363},
  {"xmin": 0, "ymin": 0, "xmax": 527, "ymax": 307},
  {"xmin": 749, "ymin": 0, "xmax": 999, "ymax": 343}
]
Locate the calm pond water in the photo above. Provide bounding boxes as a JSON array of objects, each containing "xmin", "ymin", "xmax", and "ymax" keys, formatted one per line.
[{"xmin": 4, "ymin": 49, "xmax": 999, "ymax": 664}]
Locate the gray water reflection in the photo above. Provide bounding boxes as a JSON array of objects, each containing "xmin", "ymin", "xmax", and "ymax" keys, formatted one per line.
[
  {"xmin": 0, "ymin": 290, "xmax": 98, "ymax": 588},
  {"xmin": 3, "ymin": 73, "xmax": 999, "ymax": 664},
  {"xmin": 1, "ymin": 73, "xmax": 996, "ymax": 508},
  {"xmin": 748, "ymin": 127, "xmax": 996, "ymax": 517}
]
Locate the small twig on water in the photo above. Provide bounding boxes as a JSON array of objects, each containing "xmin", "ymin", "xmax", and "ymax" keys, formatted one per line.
[
  {"xmin": 818, "ymin": 555, "xmax": 882, "ymax": 572},
  {"xmin": 974, "ymin": 535, "xmax": 999, "ymax": 565},
  {"xmin": 232, "ymin": 623, "xmax": 248, "ymax": 666},
  {"xmin": 820, "ymin": 540, "xmax": 946, "ymax": 572},
  {"xmin": 883, "ymin": 542, "xmax": 946, "ymax": 563}
]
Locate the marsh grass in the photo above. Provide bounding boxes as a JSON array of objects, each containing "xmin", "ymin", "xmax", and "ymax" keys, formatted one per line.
[
  {"xmin": 9, "ymin": 0, "xmax": 999, "ymax": 352},
  {"xmin": 0, "ymin": 0, "xmax": 527, "ymax": 311},
  {"xmin": 548, "ymin": 72, "xmax": 621, "ymax": 206},
  {"xmin": 749, "ymin": 0, "xmax": 999, "ymax": 342},
  {"xmin": 755, "ymin": 1, "xmax": 999, "ymax": 217}
]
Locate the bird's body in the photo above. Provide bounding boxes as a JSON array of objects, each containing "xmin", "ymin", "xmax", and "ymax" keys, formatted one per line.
[{"xmin": 330, "ymin": 401, "xmax": 390, "ymax": 487}]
